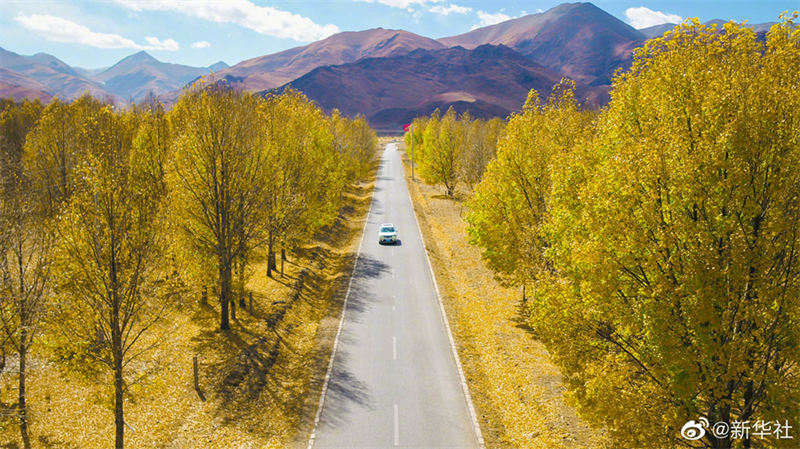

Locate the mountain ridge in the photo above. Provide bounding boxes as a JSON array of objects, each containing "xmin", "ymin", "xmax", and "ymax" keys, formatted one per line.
[
  {"xmin": 273, "ymin": 43, "xmax": 600, "ymax": 130},
  {"xmin": 0, "ymin": 47, "xmax": 117, "ymax": 101},
  {"xmin": 209, "ymin": 27, "xmax": 446, "ymax": 92},
  {"xmin": 438, "ymin": 2, "xmax": 645, "ymax": 86},
  {"xmin": 0, "ymin": 2, "xmax": 783, "ymax": 120},
  {"xmin": 93, "ymin": 50, "xmax": 212, "ymax": 101}
]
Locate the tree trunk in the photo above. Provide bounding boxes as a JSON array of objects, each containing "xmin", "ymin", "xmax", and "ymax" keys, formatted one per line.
[
  {"xmin": 230, "ymin": 297, "xmax": 236, "ymax": 321},
  {"xmin": 237, "ymin": 260, "xmax": 246, "ymax": 308},
  {"xmin": 0, "ymin": 347, "xmax": 5, "ymax": 394},
  {"xmin": 707, "ymin": 405, "xmax": 731, "ymax": 449},
  {"xmin": 219, "ymin": 260, "xmax": 231, "ymax": 330},
  {"xmin": 267, "ymin": 236, "xmax": 274, "ymax": 278},
  {"xmin": 281, "ymin": 249, "xmax": 286, "ymax": 277},
  {"xmin": 17, "ymin": 248, "xmax": 31, "ymax": 449},
  {"xmin": 741, "ymin": 379, "xmax": 755, "ymax": 448},
  {"xmin": 109, "ymin": 209, "xmax": 125, "ymax": 449},
  {"xmin": 18, "ymin": 339, "xmax": 30, "ymax": 449},
  {"xmin": 114, "ymin": 349, "xmax": 124, "ymax": 449}
]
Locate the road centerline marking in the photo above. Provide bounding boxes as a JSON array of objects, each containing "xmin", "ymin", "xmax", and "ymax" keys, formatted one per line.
[
  {"xmin": 394, "ymin": 403, "xmax": 399, "ymax": 446},
  {"xmin": 393, "ymin": 336, "xmax": 397, "ymax": 360}
]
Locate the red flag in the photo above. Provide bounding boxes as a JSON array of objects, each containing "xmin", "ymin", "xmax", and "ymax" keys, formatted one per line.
[{"xmin": 403, "ymin": 123, "xmax": 411, "ymax": 132}]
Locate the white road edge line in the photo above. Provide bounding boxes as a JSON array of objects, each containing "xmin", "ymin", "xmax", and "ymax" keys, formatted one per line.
[
  {"xmin": 394, "ymin": 403, "xmax": 400, "ymax": 446},
  {"xmin": 405, "ymin": 154, "xmax": 487, "ymax": 448},
  {"xmin": 306, "ymin": 147, "xmax": 380, "ymax": 449},
  {"xmin": 393, "ymin": 336, "xmax": 397, "ymax": 360}
]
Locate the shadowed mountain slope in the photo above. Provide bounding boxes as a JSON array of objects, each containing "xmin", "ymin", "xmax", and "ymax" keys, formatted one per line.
[{"xmin": 276, "ymin": 44, "xmax": 599, "ymax": 130}]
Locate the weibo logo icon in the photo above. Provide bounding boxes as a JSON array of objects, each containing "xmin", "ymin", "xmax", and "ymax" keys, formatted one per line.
[{"xmin": 681, "ymin": 417, "xmax": 709, "ymax": 441}]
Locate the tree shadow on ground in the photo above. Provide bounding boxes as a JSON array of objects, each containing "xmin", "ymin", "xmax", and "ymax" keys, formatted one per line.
[
  {"xmin": 430, "ymin": 193, "xmax": 466, "ymax": 202},
  {"xmin": 183, "ymin": 165, "xmax": 381, "ymax": 442},
  {"xmin": 512, "ymin": 297, "xmax": 540, "ymax": 338},
  {"xmin": 316, "ymin": 348, "xmax": 372, "ymax": 429}
]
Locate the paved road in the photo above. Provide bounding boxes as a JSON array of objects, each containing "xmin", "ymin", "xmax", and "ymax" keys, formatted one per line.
[{"xmin": 309, "ymin": 143, "xmax": 482, "ymax": 448}]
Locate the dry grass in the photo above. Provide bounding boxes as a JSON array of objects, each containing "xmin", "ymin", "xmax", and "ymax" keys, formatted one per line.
[
  {"xmin": 0, "ymin": 166, "xmax": 377, "ymax": 449},
  {"xmin": 398, "ymin": 146, "xmax": 609, "ymax": 449}
]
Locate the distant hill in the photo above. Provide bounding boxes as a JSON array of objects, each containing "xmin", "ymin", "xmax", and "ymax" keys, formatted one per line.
[
  {"xmin": 0, "ymin": 48, "xmax": 216, "ymax": 104},
  {"xmin": 0, "ymin": 47, "xmax": 115, "ymax": 101},
  {"xmin": 0, "ymin": 67, "xmax": 52, "ymax": 102},
  {"xmin": 277, "ymin": 44, "xmax": 594, "ymax": 130},
  {"xmin": 638, "ymin": 23, "xmax": 678, "ymax": 39},
  {"xmin": 25, "ymin": 52, "xmax": 81, "ymax": 77},
  {"xmin": 93, "ymin": 51, "xmax": 212, "ymax": 101},
  {"xmin": 208, "ymin": 61, "xmax": 229, "ymax": 71},
  {"xmin": 438, "ymin": 2, "xmax": 645, "ymax": 86},
  {"xmin": 211, "ymin": 28, "xmax": 446, "ymax": 92},
  {"xmin": 704, "ymin": 19, "xmax": 777, "ymax": 33},
  {"xmin": 640, "ymin": 20, "xmax": 779, "ymax": 39}
]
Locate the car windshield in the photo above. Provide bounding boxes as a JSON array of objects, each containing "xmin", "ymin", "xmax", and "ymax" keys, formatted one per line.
[{"xmin": 380, "ymin": 226, "xmax": 395, "ymax": 233}]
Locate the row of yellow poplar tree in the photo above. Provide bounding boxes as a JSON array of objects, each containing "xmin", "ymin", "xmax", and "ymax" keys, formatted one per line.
[
  {"xmin": 407, "ymin": 18, "xmax": 799, "ymax": 449},
  {"xmin": 0, "ymin": 86, "xmax": 377, "ymax": 449}
]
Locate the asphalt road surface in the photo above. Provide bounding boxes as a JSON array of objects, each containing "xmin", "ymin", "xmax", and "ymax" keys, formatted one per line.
[{"xmin": 308, "ymin": 143, "xmax": 483, "ymax": 449}]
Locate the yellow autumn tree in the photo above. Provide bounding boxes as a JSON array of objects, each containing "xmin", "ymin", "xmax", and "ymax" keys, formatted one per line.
[
  {"xmin": 0, "ymin": 98, "xmax": 46, "ymax": 449},
  {"xmin": 460, "ymin": 116, "xmax": 505, "ymax": 191},
  {"xmin": 535, "ymin": 17, "xmax": 800, "ymax": 448},
  {"xmin": 24, "ymin": 95, "xmax": 105, "ymax": 216},
  {"xmin": 168, "ymin": 87, "xmax": 266, "ymax": 330},
  {"xmin": 404, "ymin": 115, "xmax": 428, "ymax": 179},
  {"xmin": 466, "ymin": 82, "xmax": 593, "ymax": 294},
  {"xmin": 330, "ymin": 109, "xmax": 378, "ymax": 182},
  {"xmin": 417, "ymin": 106, "xmax": 462, "ymax": 196},
  {"xmin": 260, "ymin": 89, "xmax": 344, "ymax": 277},
  {"xmin": 51, "ymin": 105, "xmax": 171, "ymax": 449}
]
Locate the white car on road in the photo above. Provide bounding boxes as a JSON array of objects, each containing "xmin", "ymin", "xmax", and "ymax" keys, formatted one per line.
[{"xmin": 379, "ymin": 223, "xmax": 398, "ymax": 245}]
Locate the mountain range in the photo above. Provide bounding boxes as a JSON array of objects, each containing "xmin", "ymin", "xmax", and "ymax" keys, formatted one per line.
[
  {"xmin": 0, "ymin": 2, "xmax": 777, "ymax": 129},
  {"xmin": 0, "ymin": 47, "xmax": 227, "ymax": 104},
  {"xmin": 279, "ymin": 44, "xmax": 575, "ymax": 130}
]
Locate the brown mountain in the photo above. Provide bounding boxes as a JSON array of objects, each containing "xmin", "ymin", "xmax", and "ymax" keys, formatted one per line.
[
  {"xmin": 0, "ymin": 68, "xmax": 52, "ymax": 102},
  {"xmin": 0, "ymin": 47, "xmax": 115, "ymax": 101},
  {"xmin": 93, "ymin": 51, "xmax": 212, "ymax": 102},
  {"xmin": 439, "ymin": 2, "xmax": 645, "ymax": 86},
  {"xmin": 277, "ymin": 44, "xmax": 590, "ymax": 131},
  {"xmin": 211, "ymin": 28, "xmax": 446, "ymax": 92},
  {"xmin": 638, "ymin": 23, "xmax": 678, "ymax": 39}
]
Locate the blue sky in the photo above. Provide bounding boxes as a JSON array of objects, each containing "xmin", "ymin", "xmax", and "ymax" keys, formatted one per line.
[{"xmin": 1, "ymin": 1, "xmax": 797, "ymax": 69}]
